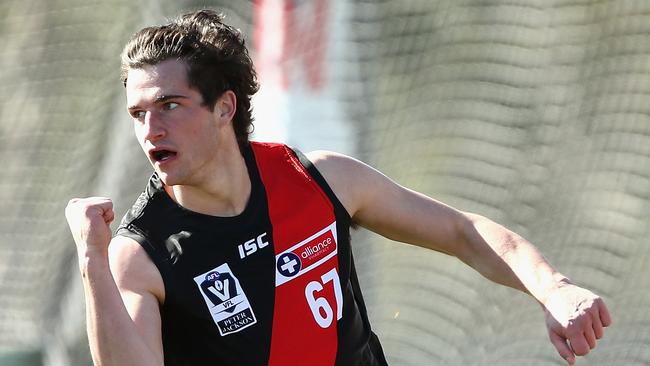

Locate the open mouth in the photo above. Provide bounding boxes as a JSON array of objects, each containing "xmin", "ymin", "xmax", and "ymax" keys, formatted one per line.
[{"xmin": 150, "ymin": 149, "xmax": 177, "ymax": 163}]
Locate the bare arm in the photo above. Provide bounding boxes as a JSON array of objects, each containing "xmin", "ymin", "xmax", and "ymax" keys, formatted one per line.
[
  {"xmin": 66, "ymin": 198, "xmax": 164, "ymax": 366},
  {"xmin": 307, "ymin": 151, "xmax": 611, "ymax": 365}
]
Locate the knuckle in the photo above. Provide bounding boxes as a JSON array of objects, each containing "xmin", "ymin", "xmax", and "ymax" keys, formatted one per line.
[
  {"xmin": 575, "ymin": 347, "xmax": 589, "ymax": 356},
  {"xmin": 65, "ymin": 199, "xmax": 83, "ymax": 217},
  {"xmin": 570, "ymin": 340, "xmax": 590, "ymax": 356},
  {"xmin": 66, "ymin": 198, "xmax": 81, "ymax": 210},
  {"xmin": 565, "ymin": 322, "xmax": 580, "ymax": 335}
]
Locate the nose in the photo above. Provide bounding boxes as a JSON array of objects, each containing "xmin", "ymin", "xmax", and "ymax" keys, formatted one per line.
[{"xmin": 142, "ymin": 111, "xmax": 166, "ymax": 142}]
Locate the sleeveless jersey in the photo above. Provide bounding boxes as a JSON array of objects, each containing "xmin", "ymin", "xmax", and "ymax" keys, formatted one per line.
[{"xmin": 116, "ymin": 142, "xmax": 388, "ymax": 366}]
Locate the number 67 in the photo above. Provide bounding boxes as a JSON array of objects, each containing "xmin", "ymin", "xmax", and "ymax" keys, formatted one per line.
[{"xmin": 305, "ymin": 268, "xmax": 343, "ymax": 328}]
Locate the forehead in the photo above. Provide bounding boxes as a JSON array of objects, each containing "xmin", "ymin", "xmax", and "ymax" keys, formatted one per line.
[{"xmin": 125, "ymin": 59, "xmax": 192, "ymax": 104}]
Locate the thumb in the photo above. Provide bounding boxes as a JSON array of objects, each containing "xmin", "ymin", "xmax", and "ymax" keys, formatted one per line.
[{"xmin": 549, "ymin": 331, "xmax": 576, "ymax": 365}]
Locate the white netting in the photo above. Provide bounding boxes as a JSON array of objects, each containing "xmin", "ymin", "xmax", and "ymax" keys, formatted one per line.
[{"xmin": 1, "ymin": 1, "xmax": 649, "ymax": 365}]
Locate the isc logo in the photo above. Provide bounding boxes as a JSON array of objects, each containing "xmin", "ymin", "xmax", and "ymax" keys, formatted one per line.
[{"xmin": 237, "ymin": 232, "xmax": 269, "ymax": 259}]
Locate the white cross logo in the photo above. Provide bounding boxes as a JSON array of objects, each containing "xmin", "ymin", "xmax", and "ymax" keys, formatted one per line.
[{"xmin": 280, "ymin": 255, "xmax": 299, "ymax": 275}]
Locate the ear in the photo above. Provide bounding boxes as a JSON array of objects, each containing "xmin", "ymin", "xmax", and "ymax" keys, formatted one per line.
[{"xmin": 215, "ymin": 90, "xmax": 237, "ymax": 123}]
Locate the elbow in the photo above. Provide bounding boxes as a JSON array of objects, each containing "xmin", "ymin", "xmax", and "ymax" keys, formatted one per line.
[
  {"xmin": 454, "ymin": 212, "xmax": 509, "ymax": 268},
  {"xmin": 452, "ymin": 212, "xmax": 482, "ymax": 263}
]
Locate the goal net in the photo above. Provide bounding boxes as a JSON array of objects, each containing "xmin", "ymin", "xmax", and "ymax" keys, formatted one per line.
[{"xmin": 1, "ymin": 0, "xmax": 648, "ymax": 365}]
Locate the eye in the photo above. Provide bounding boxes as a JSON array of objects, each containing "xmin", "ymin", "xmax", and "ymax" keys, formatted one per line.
[
  {"xmin": 163, "ymin": 102, "xmax": 179, "ymax": 111},
  {"xmin": 131, "ymin": 110, "xmax": 146, "ymax": 120}
]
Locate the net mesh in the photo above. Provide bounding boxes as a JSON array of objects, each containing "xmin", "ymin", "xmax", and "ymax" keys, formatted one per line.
[{"xmin": 1, "ymin": 1, "xmax": 649, "ymax": 365}]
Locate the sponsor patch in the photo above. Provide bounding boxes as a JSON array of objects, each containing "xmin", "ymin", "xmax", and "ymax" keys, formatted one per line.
[
  {"xmin": 194, "ymin": 263, "xmax": 257, "ymax": 336},
  {"xmin": 275, "ymin": 222, "xmax": 337, "ymax": 286}
]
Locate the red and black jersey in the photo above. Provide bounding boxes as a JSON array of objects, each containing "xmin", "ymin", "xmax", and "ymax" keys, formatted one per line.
[{"xmin": 116, "ymin": 142, "xmax": 388, "ymax": 366}]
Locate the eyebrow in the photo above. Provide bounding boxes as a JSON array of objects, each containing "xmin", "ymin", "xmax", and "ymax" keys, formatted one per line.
[{"xmin": 127, "ymin": 94, "xmax": 189, "ymax": 111}]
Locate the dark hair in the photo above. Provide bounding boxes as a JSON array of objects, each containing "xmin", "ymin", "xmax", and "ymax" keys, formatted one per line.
[{"xmin": 120, "ymin": 10, "xmax": 259, "ymax": 150}]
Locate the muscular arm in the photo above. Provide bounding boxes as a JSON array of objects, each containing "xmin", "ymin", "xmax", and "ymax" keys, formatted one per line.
[
  {"xmin": 66, "ymin": 198, "xmax": 164, "ymax": 366},
  {"xmin": 307, "ymin": 151, "xmax": 611, "ymax": 365},
  {"xmin": 308, "ymin": 151, "xmax": 550, "ymax": 293}
]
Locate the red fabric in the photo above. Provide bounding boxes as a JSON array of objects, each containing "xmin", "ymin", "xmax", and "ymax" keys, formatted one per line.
[{"xmin": 252, "ymin": 142, "xmax": 340, "ymax": 366}]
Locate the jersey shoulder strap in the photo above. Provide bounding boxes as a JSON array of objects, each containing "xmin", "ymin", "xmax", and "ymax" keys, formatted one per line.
[{"xmin": 250, "ymin": 142, "xmax": 350, "ymax": 223}]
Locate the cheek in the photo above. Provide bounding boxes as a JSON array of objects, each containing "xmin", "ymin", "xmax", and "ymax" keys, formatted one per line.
[
  {"xmin": 191, "ymin": 116, "xmax": 220, "ymax": 142},
  {"xmin": 133, "ymin": 124, "xmax": 145, "ymax": 143},
  {"xmin": 194, "ymin": 128, "xmax": 219, "ymax": 153},
  {"xmin": 132, "ymin": 124, "xmax": 149, "ymax": 152}
]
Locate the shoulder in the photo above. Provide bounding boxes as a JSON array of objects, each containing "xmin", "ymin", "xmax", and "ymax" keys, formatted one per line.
[
  {"xmin": 304, "ymin": 150, "xmax": 386, "ymax": 220},
  {"xmin": 109, "ymin": 235, "xmax": 165, "ymax": 303},
  {"xmin": 117, "ymin": 176, "xmax": 160, "ymax": 229},
  {"xmin": 306, "ymin": 150, "xmax": 390, "ymax": 183},
  {"xmin": 305, "ymin": 150, "xmax": 362, "ymax": 173},
  {"xmin": 117, "ymin": 174, "xmax": 174, "ymax": 245}
]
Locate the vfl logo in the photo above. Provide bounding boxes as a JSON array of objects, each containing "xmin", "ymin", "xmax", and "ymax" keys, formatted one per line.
[
  {"xmin": 194, "ymin": 263, "xmax": 257, "ymax": 336},
  {"xmin": 200, "ymin": 271, "xmax": 239, "ymax": 313}
]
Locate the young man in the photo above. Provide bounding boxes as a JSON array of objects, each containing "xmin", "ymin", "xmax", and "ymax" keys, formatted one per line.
[{"xmin": 65, "ymin": 9, "xmax": 611, "ymax": 366}]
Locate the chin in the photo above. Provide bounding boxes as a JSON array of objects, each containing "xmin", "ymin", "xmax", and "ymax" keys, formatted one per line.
[{"xmin": 156, "ymin": 171, "xmax": 179, "ymax": 187}]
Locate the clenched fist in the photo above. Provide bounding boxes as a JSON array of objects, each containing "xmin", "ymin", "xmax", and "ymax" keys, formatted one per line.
[
  {"xmin": 543, "ymin": 281, "xmax": 612, "ymax": 365},
  {"xmin": 65, "ymin": 197, "xmax": 115, "ymax": 258}
]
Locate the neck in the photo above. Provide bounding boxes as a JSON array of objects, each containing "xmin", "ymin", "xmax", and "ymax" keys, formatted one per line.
[{"xmin": 165, "ymin": 144, "xmax": 251, "ymax": 217}]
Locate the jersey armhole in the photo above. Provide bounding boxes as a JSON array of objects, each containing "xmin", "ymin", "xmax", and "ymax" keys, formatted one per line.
[
  {"xmin": 114, "ymin": 225, "xmax": 171, "ymax": 305},
  {"xmin": 115, "ymin": 224, "xmax": 158, "ymax": 259},
  {"xmin": 288, "ymin": 147, "xmax": 352, "ymax": 225}
]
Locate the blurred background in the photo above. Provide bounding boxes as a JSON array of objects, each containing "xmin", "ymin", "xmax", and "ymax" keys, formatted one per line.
[{"xmin": 1, "ymin": 0, "xmax": 649, "ymax": 365}]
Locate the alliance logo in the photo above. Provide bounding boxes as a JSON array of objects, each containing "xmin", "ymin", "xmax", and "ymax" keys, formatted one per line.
[
  {"xmin": 277, "ymin": 252, "xmax": 302, "ymax": 277},
  {"xmin": 299, "ymin": 234, "xmax": 333, "ymax": 261},
  {"xmin": 194, "ymin": 263, "xmax": 257, "ymax": 336},
  {"xmin": 275, "ymin": 221, "xmax": 338, "ymax": 287}
]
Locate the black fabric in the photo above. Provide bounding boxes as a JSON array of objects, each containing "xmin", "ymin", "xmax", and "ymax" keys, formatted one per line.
[{"xmin": 117, "ymin": 145, "xmax": 275, "ymax": 365}]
